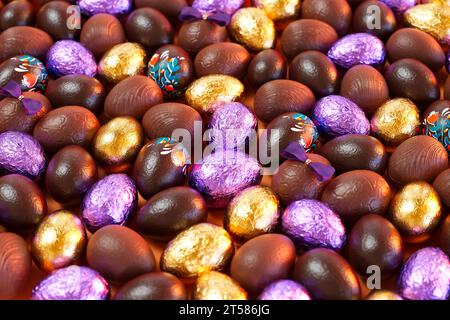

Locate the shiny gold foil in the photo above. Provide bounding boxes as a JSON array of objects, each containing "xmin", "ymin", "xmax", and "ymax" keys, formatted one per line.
[
  {"xmin": 93, "ymin": 116, "xmax": 144, "ymax": 172},
  {"xmin": 389, "ymin": 182, "xmax": 441, "ymax": 243},
  {"xmin": 370, "ymin": 98, "xmax": 420, "ymax": 146},
  {"xmin": 193, "ymin": 271, "xmax": 248, "ymax": 300},
  {"xmin": 404, "ymin": 3, "xmax": 450, "ymax": 45},
  {"xmin": 253, "ymin": 0, "xmax": 301, "ymax": 21},
  {"xmin": 160, "ymin": 223, "xmax": 234, "ymax": 278},
  {"xmin": 224, "ymin": 186, "xmax": 280, "ymax": 242},
  {"xmin": 31, "ymin": 210, "xmax": 86, "ymax": 272},
  {"xmin": 98, "ymin": 42, "xmax": 147, "ymax": 84},
  {"xmin": 185, "ymin": 75, "xmax": 244, "ymax": 114},
  {"xmin": 229, "ymin": 8, "xmax": 276, "ymax": 51},
  {"xmin": 366, "ymin": 290, "xmax": 403, "ymax": 300}
]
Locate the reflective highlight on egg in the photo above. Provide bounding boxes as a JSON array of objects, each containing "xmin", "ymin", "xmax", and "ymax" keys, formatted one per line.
[
  {"xmin": 193, "ymin": 271, "xmax": 248, "ymax": 300},
  {"xmin": 253, "ymin": 0, "xmax": 301, "ymax": 21},
  {"xmin": 259, "ymin": 280, "xmax": 311, "ymax": 300},
  {"xmin": 366, "ymin": 290, "xmax": 403, "ymax": 300}
]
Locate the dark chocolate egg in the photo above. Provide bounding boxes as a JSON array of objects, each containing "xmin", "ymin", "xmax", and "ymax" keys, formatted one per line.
[
  {"xmin": 321, "ymin": 170, "xmax": 391, "ymax": 225},
  {"xmin": 33, "ymin": 106, "xmax": 100, "ymax": 153},
  {"xmin": 125, "ymin": 8, "xmax": 173, "ymax": 50},
  {"xmin": 319, "ymin": 134, "xmax": 388, "ymax": 174},
  {"xmin": 445, "ymin": 76, "xmax": 450, "ymax": 100},
  {"xmin": 384, "ymin": 58, "xmax": 439, "ymax": 107},
  {"xmin": 135, "ymin": 0, "xmax": 187, "ymax": 18},
  {"xmin": 0, "ymin": 55, "xmax": 48, "ymax": 92},
  {"xmin": 247, "ymin": 49, "xmax": 287, "ymax": 88},
  {"xmin": 87, "ymin": 225, "xmax": 156, "ymax": 283},
  {"xmin": 36, "ymin": 1, "xmax": 79, "ymax": 41},
  {"xmin": 177, "ymin": 20, "xmax": 228, "ymax": 56},
  {"xmin": 104, "ymin": 75, "xmax": 163, "ymax": 120},
  {"xmin": 0, "ymin": 232, "xmax": 31, "ymax": 299},
  {"xmin": 281, "ymin": 19, "xmax": 338, "ymax": 59},
  {"xmin": 132, "ymin": 186, "xmax": 208, "ymax": 241},
  {"xmin": 289, "ymin": 51, "xmax": 339, "ymax": 98},
  {"xmin": 0, "ymin": 0, "xmax": 34, "ymax": 31},
  {"xmin": 45, "ymin": 145, "xmax": 98, "ymax": 206},
  {"xmin": 114, "ymin": 272, "xmax": 187, "ymax": 300},
  {"xmin": 0, "ymin": 174, "xmax": 46, "ymax": 232},
  {"xmin": 433, "ymin": 169, "xmax": 450, "ymax": 208},
  {"xmin": 340, "ymin": 65, "xmax": 389, "ymax": 116},
  {"xmin": 386, "ymin": 28, "xmax": 445, "ymax": 72},
  {"xmin": 352, "ymin": 1, "xmax": 396, "ymax": 40},
  {"xmin": 439, "ymin": 215, "xmax": 450, "ymax": 256},
  {"xmin": 348, "ymin": 214, "xmax": 403, "ymax": 279},
  {"xmin": 230, "ymin": 234, "xmax": 296, "ymax": 296},
  {"xmin": 254, "ymin": 80, "xmax": 316, "ymax": 123},
  {"xmin": 301, "ymin": 0, "xmax": 352, "ymax": 36},
  {"xmin": 388, "ymin": 135, "xmax": 448, "ymax": 185},
  {"xmin": 293, "ymin": 248, "xmax": 361, "ymax": 300}
]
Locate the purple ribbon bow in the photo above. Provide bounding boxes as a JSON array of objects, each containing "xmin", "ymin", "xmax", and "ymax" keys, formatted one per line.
[
  {"xmin": 0, "ymin": 81, "xmax": 42, "ymax": 115},
  {"xmin": 281, "ymin": 142, "xmax": 335, "ymax": 182},
  {"xmin": 179, "ymin": 6, "xmax": 231, "ymax": 26}
]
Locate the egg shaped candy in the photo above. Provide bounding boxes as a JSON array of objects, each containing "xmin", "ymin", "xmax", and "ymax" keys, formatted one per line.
[
  {"xmin": 423, "ymin": 101, "xmax": 450, "ymax": 154},
  {"xmin": 0, "ymin": 55, "xmax": 48, "ymax": 92}
]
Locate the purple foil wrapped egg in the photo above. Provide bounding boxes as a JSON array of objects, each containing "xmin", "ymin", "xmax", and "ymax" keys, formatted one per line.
[
  {"xmin": 282, "ymin": 199, "xmax": 346, "ymax": 251},
  {"xmin": 192, "ymin": 0, "xmax": 244, "ymax": 15},
  {"xmin": 312, "ymin": 95, "xmax": 370, "ymax": 137},
  {"xmin": 398, "ymin": 247, "xmax": 450, "ymax": 300},
  {"xmin": 32, "ymin": 265, "xmax": 109, "ymax": 300},
  {"xmin": 0, "ymin": 131, "xmax": 46, "ymax": 179},
  {"xmin": 259, "ymin": 280, "xmax": 311, "ymax": 300},
  {"xmin": 46, "ymin": 40, "xmax": 97, "ymax": 78},
  {"xmin": 328, "ymin": 33, "xmax": 386, "ymax": 69},
  {"xmin": 77, "ymin": 0, "xmax": 133, "ymax": 16},
  {"xmin": 81, "ymin": 174, "xmax": 138, "ymax": 232},
  {"xmin": 380, "ymin": 0, "xmax": 418, "ymax": 15},
  {"xmin": 189, "ymin": 149, "xmax": 262, "ymax": 209},
  {"xmin": 208, "ymin": 102, "xmax": 257, "ymax": 150}
]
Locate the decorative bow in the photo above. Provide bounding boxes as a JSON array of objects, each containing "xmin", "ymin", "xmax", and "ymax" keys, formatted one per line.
[
  {"xmin": 281, "ymin": 142, "xmax": 335, "ymax": 182},
  {"xmin": 0, "ymin": 81, "xmax": 42, "ymax": 115},
  {"xmin": 179, "ymin": 6, "xmax": 231, "ymax": 27}
]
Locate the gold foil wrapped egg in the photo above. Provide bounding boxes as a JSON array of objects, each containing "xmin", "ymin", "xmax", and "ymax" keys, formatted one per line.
[
  {"xmin": 366, "ymin": 290, "xmax": 403, "ymax": 300},
  {"xmin": 229, "ymin": 8, "xmax": 276, "ymax": 51},
  {"xmin": 185, "ymin": 75, "xmax": 244, "ymax": 114},
  {"xmin": 253, "ymin": 0, "xmax": 301, "ymax": 21},
  {"xmin": 92, "ymin": 116, "xmax": 144, "ymax": 172},
  {"xmin": 224, "ymin": 186, "xmax": 280, "ymax": 242},
  {"xmin": 98, "ymin": 43, "xmax": 147, "ymax": 84},
  {"xmin": 389, "ymin": 182, "xmax": 442, "ymax": 243},
  {"xmin": 193, "ymin": 271, "xmax": 248, "ymax": 300},
  {"xmin": 160, "ymin": 223, "xmax": 234, "ymax": 278},
  {"xmin": 404, "ymin": 3, "xmax": 450, "ymax": 45},
  {"xmin": 370, "ymin": 98, "xmax": 420, "ymax": 147},
  {"xmin": 31, "ymin": 210, "xmax": 86, "ymax": 273}
]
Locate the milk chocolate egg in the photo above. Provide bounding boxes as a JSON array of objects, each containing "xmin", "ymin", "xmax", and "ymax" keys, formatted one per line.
[
  {"xmin": 0, "ymin": 0, "xmax": 34, "ymax": 31},
  {"xmin": 352, "ymin": 1, "xmax": 396, "ymax": 40},
  {"xmin": 135, "ymin": 0, "xmax": 187, "ymax": 18},
  {"xmin": 423, "ymin": 100, "xmax": 450, "ymax": 154},
  {"xmin": 177, "ymin": 20, "xmax": 228, "ymax": 56},
  {"xmin": 193, "ymin": 271, "xmax": 248, "ymax": 300},
  {"xmin": 321, "ymin": 170, "xmax": 391, "ymax": 225},
  {"xmin": 433, "ymin": 169, "xmax": 450, "ymax": 208},
  {"xmin": 0, "ymin": 55, "xmax": 48, "ymax": 92},
  {"xmin": 248, "ymin": 49, "xmax": 287, "ymax": 88},
  {"xmin": 36, "ymin": 1, "xmax": 79, "ymax": 41},
  {"xmin": 439, "ymin": 215, "xmax": 450, "ymax": 256},
  {"xmin": 301, "ymin": 0, "xmax": 352, "ymax": 36}
]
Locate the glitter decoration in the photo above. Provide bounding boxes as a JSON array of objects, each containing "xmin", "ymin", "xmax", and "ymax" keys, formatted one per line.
[
  {"xmin": 1, "ymin": 55, "xmax": 48, "ymax": 93},
  {"xmin": 191, "ymin": 0, "xmax": 244, "ymax": 15},
  {"xmin": 424, "ymin": 106, "xmax": 450, "ymax": 154},
  {"xmin": 366, "ymin": 290, "xmax": 403, "ymax": 300},
  {"xmin": 193, "ymin": 271, "xmax": 248, "ymax": 300},
  {"xmin": 253, "ymin": 0, "xmax": 301, "ymax": 21},
  {"xmin": 259, "ymin": 280, "xmax": 311, "ymax": 300},
  {"xmin": 380, "ymin": 0, "xmax": 418, "ymax": 15},
  {"xmin": 77, "ymin": 0, "xmax": 132, "ymax": 16}
]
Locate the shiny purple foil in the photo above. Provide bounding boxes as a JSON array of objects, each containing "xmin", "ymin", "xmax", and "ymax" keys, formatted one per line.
[
  {"xmin": 192, "ymin": 0, "xmax": 244, "ymax": 14},
  {"xmin": 380, "ymin": 0, "xmax": 418, "ymax": 15},
  {"xmin": 32, "ymin": 266, "xmax": 109, "ymax": 300},
  {"xmin": 46, "ymin": 40, "xmax": 97, "ymax": 77},
  {"xmin": 208, "ymin": 102, "xmax": 257, "ymax": 150},
  {"xmin": 0, "ymin": 131, "xmax": 46, "ymax": 179},
  {"xmin": 259, "ymin": 280, "xmax": 311, "ymax": 300},
  {"xmin": 81, "ymin": 174, "xmax": 137, "ymax": 232},
  {"xmin": 189, "ymin": 149, "xmax": 262, "ymax": 209},
  {"xmin": 328, "ymin": 33, "xmax": 386, "ymax": 69},
  {"xmin": 398, "ymin": 247, "xmax": 450, "ymax": 300},
  {"xmin": 312, "ymin": 95, "xmax": 370, "ymax": 137},
  {"xmin": 77, "ymin": 0, "xmax": 132, "ymax": 16},
  {"xmin": 281, "ymin": 199, "xmax": 346, "ymax": 251}
]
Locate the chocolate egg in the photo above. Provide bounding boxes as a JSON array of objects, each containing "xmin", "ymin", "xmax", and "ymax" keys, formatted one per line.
[
  {"xmin": 0, "ymin": 232, "xmax": 31, "ymax": 299},
  {"xmin": 352, "ymin": 1, "xmax": 396, "ymax": 40},
  {"xmin": 133, "ymin": 186, "xmax": 208, "ymax": 241},
  {"xmin": 293, "ymin": 248, "xmax": 361, "ymax": 300},
  {"xmin": 104, "ymin": 75, "xmax": 163, "ymax": 119},
  {"xmin": 33, "ymin": 106, "xmax": 100, "ymax": 153},
  {"xmin": 366, "ymin": 290, "xmax": 403, "ymax": 300},
  {"xmin": 439, "ymin": 215, "xmax": 450, "ymax": 256},
  {"xmin": 0, "ymin": 174, "xmax": 46, "ymax": 231},
  {"xmin": 45, "ymin": 145, "xmax": 98, "ymax": 206},
  {"xmin": 319, "ymin": 134, "xmax": 388, "ymax": 174},
  {"xmin": 177, "ymin": 20, "xmax": 227, "ymax": 55},
  {"xmin": 247, "ymin": 49, "xmax": 287, "ymax": 88},
  {"xmin": 321, "ymin": 170, "xmax": 391, "ymax": 225},
  {"xmin": 423, "ymin": 100, "xmax": 450, "ymax": 154},
  {"xmin": 433, "ymin": 169, "xmax": 450, "ymax": 208},
  {"xmin": 281, "ymin": 19, "xmax": 338, "ymax": 59},
  {"xmin": 36, "ymin": 1, "xmax": 79, "ymax": 41},
  {"xmin": 114, "ymin": 272, "xmax": 187, "ymax": 300},
  {"xmin": 230, "ymin": 234, "xmax": 296, "ymax": 296},
  {"xmin": 348, "ymin": 214, "xmax": 403, "ymax": 279},
  {"xmin": 193, "ymin": 271, "xmax": 248, "ymax": 300},
  {"xmin": 301, "ymin": 0, "xmax": 352, "ymax": 36},
  {"xmin": 446, "ymin": 76, "xmax": 450, "ymax": 100},
  {"xmin": 125, "ymin": 8, "xmax": 173, "ymax": 50},
  {"xmin": 0, "ymin": 0, "xmax": 34, "ymax": 31},
  {"xmin": 0, "ymin": 55, "xmax": 48, "ymax": 92},
  {"xmin": 87, "ymin": 225, "xmax": 156, "ymax": 283},
  {"xmin": 135, "ymin": 0, "xmax": 187, "ymax": 18},
  {"xmin": 388, "ymin": 135, "xmax": 448, "ymax": 185},
  {"xmin": 289, "ymin": 51, "xmax": 340, "ymax": 98},
  {"xmin": 254, "ymin": 80, "xmax": 316, "ymax": 123}
]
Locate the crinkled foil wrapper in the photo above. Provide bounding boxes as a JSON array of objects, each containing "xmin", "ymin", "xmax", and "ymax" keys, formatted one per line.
[
  {"xmin": 398, "ymin": 247, "xmax": 450, "ymax": 300},
  {"xmin": 192, "ymin": 0, "xmax": 244, "ymax": 15},
  {"xmin": 380, "ymin": 0, "xmax": 418, "ymax": 15},
  {"xmin": 253, "ymin": 0, "xmax": 301, "ymax": 21},
  {"xmin": 366, "ymin": 290, "xmax": 403, "ymax": 300},
  {"xmin": 78, "ymin": 0, "xmax": 132, "ymax": 16},
  {"xmin": 32, "ymin": 266, "xmax": 109, "ymax": 300},
  {"xmin": 160, "ymin": 223, "xmax": 234, "ymax": 278},
  {"xmin": 259, "ymin": 280, "xmax": 311, "ymax": 300},
  {"xmin": 193, "ymin": 271, "xmax": 248, "ymax": 300}
]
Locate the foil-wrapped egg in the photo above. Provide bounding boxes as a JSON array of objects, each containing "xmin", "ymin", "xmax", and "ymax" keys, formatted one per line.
[
  {"xmin": 193, "ymin": 271, "xmax": 248, "ymax": 300},
  {"xmin": 77, "ymin": 0, "xmax": 133, "ymax": 16},
  {"xmin": 259, "ymin": 280, "xmax": 311, "ymax": 300},
  {"xmin": 380, "ymin": 0, "xmax": 418, "ymax": 15},
  {"xmin": 366, "ymin": 290, "xmax": 403, "ymax": 300},
  {"xmin": 191, "ymin": 0, "xmax": 244, "ymax": 15},
  {"xmin": 423, "ymin": 101, "xmax": 450, "ymax": 154},
  {"xmin": 253, "ymin": 0, "xmax": 301, "ymax": 21},
  {"xmin": 160, "ymin": 223, "xmax": 234, "ymax": 278},
  {"xmin": 31, "ymin": 211, "xmax": 86, "ymax": 273},
  {"xmin": 0, "ymin": 55, "xmax": 48, "ymax": 93}
]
